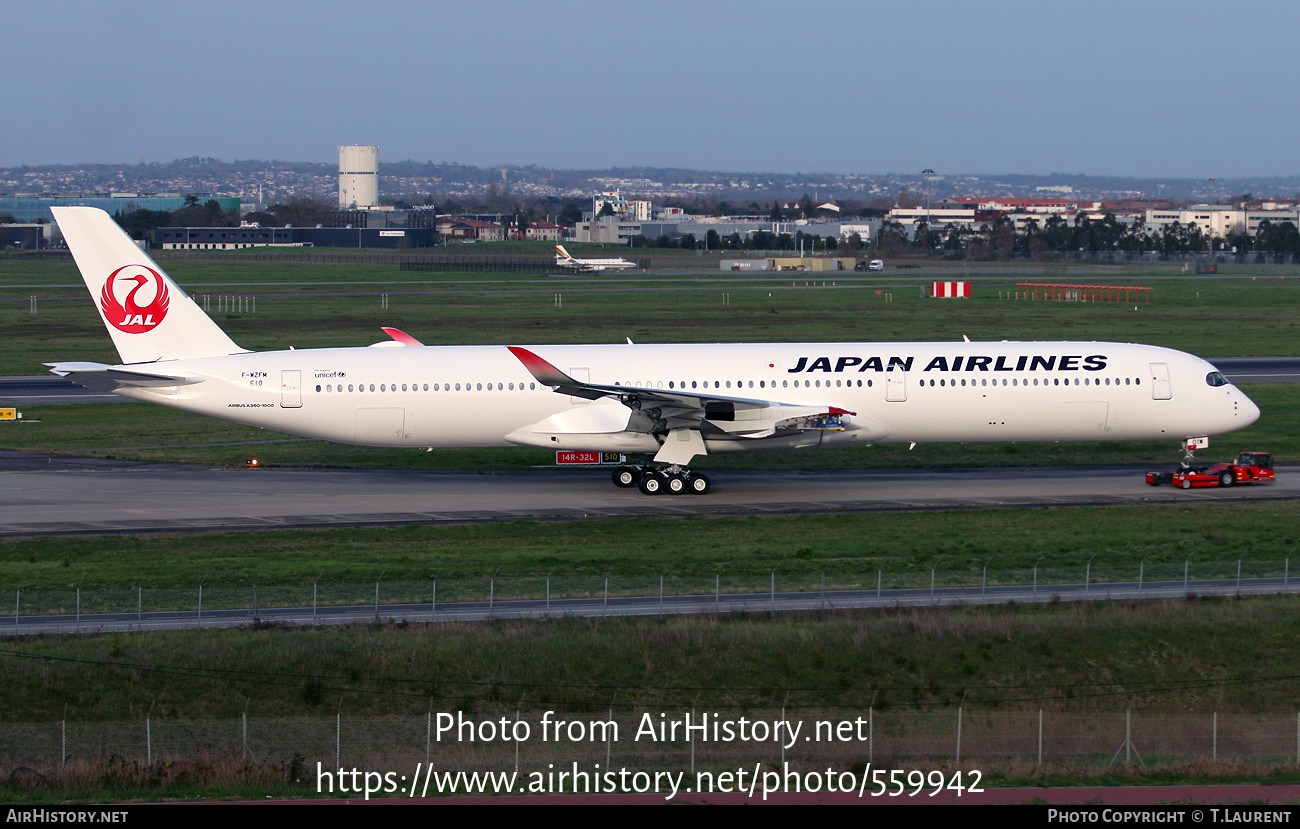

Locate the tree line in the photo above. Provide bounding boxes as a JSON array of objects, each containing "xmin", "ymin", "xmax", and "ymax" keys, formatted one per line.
[{"xmin": 874, "ymin": 213, "xmax": 1300, "ymax": 260}]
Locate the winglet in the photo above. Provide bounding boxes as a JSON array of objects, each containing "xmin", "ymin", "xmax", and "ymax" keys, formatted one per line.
[
  {"xmin": 381, "ymin": 327, "xmax": 425, "ymax": 346},
  {"xmin": 508, "ymin": 346, "xmax": 576, "ymax": 387}
]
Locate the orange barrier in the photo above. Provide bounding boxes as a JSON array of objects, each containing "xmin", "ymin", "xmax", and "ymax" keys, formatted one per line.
[{"xmin": 1016, "ymin": 283, "xmax": 1152, "ymax": 302}]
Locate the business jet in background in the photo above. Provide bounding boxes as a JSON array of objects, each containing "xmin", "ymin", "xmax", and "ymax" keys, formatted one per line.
[
  {"xmin": 48, "ymin": 207, "xmax": 1260, "ymax": 496},
  {"xmin": 553, "ymin": 244, "xmax": 636, "ymax": 272}
]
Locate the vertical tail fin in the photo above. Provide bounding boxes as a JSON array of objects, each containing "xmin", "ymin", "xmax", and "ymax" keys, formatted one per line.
[
  {"xmin": 52, "ymin": 207, "xmax": 246, "ymax": 363},
  {"xmin": 555, "ymin": 244, "xmax": 574, "ymax": 260}
]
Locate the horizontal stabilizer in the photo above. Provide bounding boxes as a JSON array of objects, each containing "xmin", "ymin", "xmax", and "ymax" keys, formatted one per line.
[{"xmin": 45, "ymin": 361, "xmax": 204, "ymax": 392}]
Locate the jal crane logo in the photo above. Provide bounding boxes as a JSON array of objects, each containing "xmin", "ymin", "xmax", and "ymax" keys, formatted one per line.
[{"xmin": 100, "ymin": 265, "xmax": 170, "ymax": 333}]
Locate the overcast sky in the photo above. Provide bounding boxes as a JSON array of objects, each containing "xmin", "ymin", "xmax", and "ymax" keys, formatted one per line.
[{"xmin": 8, "ymin": 0, "xmax": 1297, "ymax": 178}]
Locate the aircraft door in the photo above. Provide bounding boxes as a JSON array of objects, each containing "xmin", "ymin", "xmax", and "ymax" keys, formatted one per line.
[
  {"xmin": 1149, "ymin": 362, "xmax": 1172, "ymax": 400},
  {"xmin": 568, "ymin": 367, "xmax": 591, "ymax": 404},
  {"xmin": 885, "ymin": 371, "xmax": 907, "ymax": 402},
  {"xmin": 280, "ymin": 370, "xmax": 302, "ymax": 408}
]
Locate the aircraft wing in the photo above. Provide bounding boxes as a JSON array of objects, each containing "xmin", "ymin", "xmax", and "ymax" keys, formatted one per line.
[
  {"xmin": 45, "ymin": 361, "xmax": 205, "ymax": 392},
  {"xmin": 507, "ymin": 346, "xmax": 854, "ymax": 436}
]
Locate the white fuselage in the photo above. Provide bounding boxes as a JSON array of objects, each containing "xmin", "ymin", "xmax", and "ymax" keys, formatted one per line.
[{"xmin": 114, "ymin": 341, "xmax": 1258, "ymax": 454}]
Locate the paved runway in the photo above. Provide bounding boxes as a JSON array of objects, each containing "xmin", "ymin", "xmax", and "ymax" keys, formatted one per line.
[{"xmin": 0, "ymin": 450, "xmax": 1294, "ymax": 537}]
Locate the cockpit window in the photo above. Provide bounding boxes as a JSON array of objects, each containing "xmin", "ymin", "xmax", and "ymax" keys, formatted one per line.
[{"xmin": 1206, "ymin": 371, "xmax": 1229, "ymax": 387}]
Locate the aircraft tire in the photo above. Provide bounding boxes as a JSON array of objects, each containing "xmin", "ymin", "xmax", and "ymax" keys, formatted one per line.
[
  {"xmin": 665, "ymin": 473, "xmax": 687, "ymax": 495},
  {"xmin": 688, "ymin": 473, "xmax": 711, "ymax": 495},
  {"xmin": 638, "ymin": 473, "xmax": 664, "ymax": 495},
  {"xmin": 612, "ymin": 467, "xmax": 639, "ymax": 488}
]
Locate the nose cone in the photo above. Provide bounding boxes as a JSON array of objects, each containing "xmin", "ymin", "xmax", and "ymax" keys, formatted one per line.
[{"xmin": 1238, "ymin": 389, "xmax": 1261, "ymax": 427}]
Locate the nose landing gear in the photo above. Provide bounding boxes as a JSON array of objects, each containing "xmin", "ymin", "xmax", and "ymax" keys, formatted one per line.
[{"xmin": 612, "ymin": 462, "xmax": 711, "ymax": 495}]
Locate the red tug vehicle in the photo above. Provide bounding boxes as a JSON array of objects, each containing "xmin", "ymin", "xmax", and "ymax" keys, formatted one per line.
[{"xmin": 1146, "ymin": 452, "xmax": 1275, "ymax": 489}]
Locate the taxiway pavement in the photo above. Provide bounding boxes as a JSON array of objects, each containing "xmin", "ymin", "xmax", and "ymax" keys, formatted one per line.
[{"xmin": 0, "ymin": 451, "xmax": 1294, "ymax": 537}]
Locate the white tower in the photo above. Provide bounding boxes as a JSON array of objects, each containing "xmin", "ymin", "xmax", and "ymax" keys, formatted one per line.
[{"xmin": 338, "ymin": 145, "xmax": 379, "ymax": 209}]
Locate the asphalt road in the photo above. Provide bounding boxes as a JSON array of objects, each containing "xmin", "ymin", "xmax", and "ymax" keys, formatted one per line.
[{"xmin": 0, "ymin": 450, "xmax": 1294, "ymax": 538}]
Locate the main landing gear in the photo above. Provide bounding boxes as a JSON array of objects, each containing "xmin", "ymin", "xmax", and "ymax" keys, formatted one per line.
[{"xmin": 611, "ymin": 463, "xmax": 711, "ymax": 495}]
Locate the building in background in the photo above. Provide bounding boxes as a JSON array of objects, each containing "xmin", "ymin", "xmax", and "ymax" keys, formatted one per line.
[
  {"xmin": 156, "ymin": 225, "xmax": 437, "ymax": 249},
  {"xmin": 338, "ymin": 145, "xmax": 379, "ymax": 209}
]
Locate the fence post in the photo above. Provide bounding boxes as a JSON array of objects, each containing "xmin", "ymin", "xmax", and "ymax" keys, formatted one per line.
[
  {"xmin": 242, "ymin": 711, "xmax": 248, "ymax": 761},
  {"xmin": 146, "ymin": 716, "xmax": 152, "ymax": 767},
  {"xmin": 1237, "ymin": 558, "xmax": 1242, "ymax": 590},
  {"xmin": 1213, "ymin": 712, "xmax": 1217, "ymax": 762},
  {"xmin": 956, "ymin": 705, "xmax": 962, "ymax": 763},
  {"xmin": 868, "ymin": 707, "xmax": 874, "ymax": 762},
  {"xmin": 62, "ymin": 717, "xmax": 66, "ymax": 766},
  {"xmin": 427, "ymin": 711, "xmax": 432, "ymax": 765},
  {"xmin": 1184, "ymin": 560, "xmax": 1189, "ymax": 591},
  {"xmin": 715, "ymin": 574, "xmax": 719, "ymax": 610},
  {"xmin": 877, "ymin": 570, "xmax": 881, "ymax": 599},
  {"xmin": 1126, "ymin": 710, "xmax": 1131, "ymax": 766},
  {"xmin": 1038, "ymin": 709, "xmax": 1043, "ymax": 766},
  {"xmin": 690, "ymin": 710, "xmax": 695, "ymax": 775}
]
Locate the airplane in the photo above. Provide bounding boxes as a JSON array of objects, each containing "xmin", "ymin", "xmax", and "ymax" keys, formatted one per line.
[
  {"xmin": 48, "ymin": 206, "xmax": 1260, "ymax": 496},
  {"xmin": 554, "ymin": 244, "xmax": 637, "ymax": 272}
]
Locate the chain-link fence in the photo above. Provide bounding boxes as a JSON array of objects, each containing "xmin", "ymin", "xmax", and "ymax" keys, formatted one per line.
[
  {"xmin": 3, "ymin": 708, "xmax": 1297, "ymax": 788},
  {"xmin": 4, "ymin": 559, "xmax": 1294, "ymax": 621}
]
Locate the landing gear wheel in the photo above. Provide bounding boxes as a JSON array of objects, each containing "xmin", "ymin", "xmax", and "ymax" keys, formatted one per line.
[
  {"xmin": 665, "ymin": 473, "xmax": 687, "ymax": 495},
  {"xmin": 638, "ymin": 472, "xmax": 665, "ymax": 495},
  {"xmin": 1180, "ymin": 478, "xmax": 1192, "ymax": 489},
  {"xmin": 612, "ymin": 467, "xmax": 639, "ymax": 488},
  {"xmin": 1219, "ymin": 471, "xmax": 1234, "ymax": 487},
  {"xmin": 688, "ymin": 473, "xmax": 711, "ymax": 495}
]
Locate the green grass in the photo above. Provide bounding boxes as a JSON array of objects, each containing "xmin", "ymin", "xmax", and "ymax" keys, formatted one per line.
[
  {"xmin": 2, "ymin": 501, "xmax": 1296, "ymax": 591},
  {"xmin": 5, "ymin": 595, "xmax": 1300, "ymax": 720},
  {"xmin": 3, "ymin": 256, "xmax": 1300, "ymax": 374}
]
